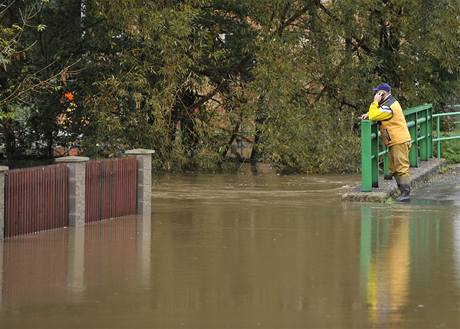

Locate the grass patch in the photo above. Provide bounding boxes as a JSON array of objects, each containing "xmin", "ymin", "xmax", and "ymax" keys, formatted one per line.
[
  {"xmin": 438, "ymin": 166, "xmax": 450, "ymax": 174},
  {"xmin": 385, "ymin": 197, "xmax": 395, "ymax": 204},
  {"xmin": 438, "ymin": 128, "xmax": 460, "ymax": 164},
  {"xmin": 441, "ymin": 140, "xmax": 460, "ymax": 163}
]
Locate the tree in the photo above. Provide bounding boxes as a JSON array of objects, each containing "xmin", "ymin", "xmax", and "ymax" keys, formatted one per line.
[
  {"xmin": 2, "ymin": 0, "xmax": 460, "ymax": 173},
  {"xmin": 0, "ymin": 0, "xmax": 78, "ymax": 162}
]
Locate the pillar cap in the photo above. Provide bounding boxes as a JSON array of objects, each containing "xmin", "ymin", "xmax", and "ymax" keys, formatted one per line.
[
  {"xmin": 125, "ymin": 149, "xmax": 155, "ymax": 155},
  {"xmin": 0, "ymin": 166, "xmax": 8, "ymax": 172},
  {"xmin": 55, "ymin": 156, "xmax": 90, "ymax": 163}
]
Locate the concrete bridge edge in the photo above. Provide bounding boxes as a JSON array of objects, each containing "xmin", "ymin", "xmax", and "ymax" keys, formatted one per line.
[{"xmin": 341, "ymin": 158, "xmax": 448, "ymax": 203}]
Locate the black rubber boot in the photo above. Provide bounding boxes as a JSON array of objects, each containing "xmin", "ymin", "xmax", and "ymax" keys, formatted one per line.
[
  {"xmin": 395, "ymin": 176, "xmax": 411, "ymax": 203},
  {"xmin": 384, "ymin": 173, "xmax": 394, "ymax": 180}
]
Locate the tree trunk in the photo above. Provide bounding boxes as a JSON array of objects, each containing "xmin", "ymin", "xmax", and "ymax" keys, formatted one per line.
[
  {"xmin": 250, "ymin": 97, "xmax": 266, "ymax": 166},
  {"xmin": 219, "ymin": 122, "xmax": 241, "ymax": 166}
]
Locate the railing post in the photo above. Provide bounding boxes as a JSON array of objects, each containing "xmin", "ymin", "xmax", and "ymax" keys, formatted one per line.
[
  {"xmin": 371, "ymin": 123, "xmax": 379, "ymax": 187},
  {"xmin": 437, "ymin": 116, "xmax": 441, "ymax": 159},
  {"xmin": 428, "ymin": 106, "xmax": 433, "ymax": 158},
  {"xmin": 409, "ymin": 113, "xmax": 419, "ymax": 167},
  {"xmin": 0, "ymin": 166, "xmax": 8, "ymax": 241},
  {"xmin": 55, "ymin": 156, "xmax": 90, "ymax": 227},
  {"xmin": 125, "ymin": 149, "xmax": 155, "ymax": 217},
  {"xmin": 420, "ymin": 109, "xmax": 428, "ymax": 161},
  {"xmin": 361, "ymin": 121, "xmax": 373, "ymax": 192},
  {"xmin": 383, "ymin": 149, "xmax": 389, "ymax": 177}
]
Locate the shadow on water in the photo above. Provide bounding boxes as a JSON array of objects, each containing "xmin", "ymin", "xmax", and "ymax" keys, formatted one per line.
[{"xmin": 0, "ymin": 174, "xmax": 459, "ymax": 328}]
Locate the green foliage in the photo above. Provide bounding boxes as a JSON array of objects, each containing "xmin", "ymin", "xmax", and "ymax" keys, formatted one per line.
[
  {"xmin": 437, "ymin": 117, "xmax": 460, "ymax": 164},
  {"xmin": 1, "ymin": 0, "xmax": 460, "ymax": 174},
  {"xmin": 0, "ymin": 0, "xmax": 76, "ymax": 159},
  {"xmin": 440, "ymin": 136, "xmax": 460, "ymax": 164}
]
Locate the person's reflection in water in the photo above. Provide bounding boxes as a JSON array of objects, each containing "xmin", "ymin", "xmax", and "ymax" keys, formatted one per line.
[{"xmin": 360, "ymin": 205, "xmax": 410, "ymax": 326}]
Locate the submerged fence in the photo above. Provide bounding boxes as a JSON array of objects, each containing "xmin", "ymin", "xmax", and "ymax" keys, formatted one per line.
[
  {"xmin": 361, "ymin": 103, "xmax": 460, "ymax": 192},
  {"xmin": 0, "ymin": 149, "xmax": 154, "ymax": 239}
]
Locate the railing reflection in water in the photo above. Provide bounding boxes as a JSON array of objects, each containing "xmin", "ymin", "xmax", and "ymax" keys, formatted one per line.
[
  {"xmin": 359, "ymin": 204, "xmax": 447, "ymax": 327},
  {"xmin": 0, "ymin": 198, "xmax": 458, "ymax": 328}
]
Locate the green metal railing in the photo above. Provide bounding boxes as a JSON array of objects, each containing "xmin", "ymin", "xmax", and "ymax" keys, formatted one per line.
[
  {"xmin": 361, "ymin": 103, "xmax": 433, "ymax": 192},
  {"xmin": 433, "ymin": 105, "xmax": 460, "ymax": 159}
]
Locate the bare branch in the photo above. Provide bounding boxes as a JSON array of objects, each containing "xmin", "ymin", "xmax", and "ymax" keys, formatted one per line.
[{"xmin": 0, "ymin": 59, "xmax": 81, "ymax": 107}]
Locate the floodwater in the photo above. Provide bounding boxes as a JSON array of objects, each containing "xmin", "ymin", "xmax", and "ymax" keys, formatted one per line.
[{"xmin": 1, "ymin": 173, "xmax": 460, "ymax": 328}]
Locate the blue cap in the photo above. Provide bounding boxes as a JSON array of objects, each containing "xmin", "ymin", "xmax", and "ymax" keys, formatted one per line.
[{"xmin": 372, "ymin": 83, "xmax": 391, "ymax": 93}]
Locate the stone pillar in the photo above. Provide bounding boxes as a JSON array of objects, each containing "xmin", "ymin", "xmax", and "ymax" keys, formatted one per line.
[
  {"xmin": 55, "ymin": 156, "xmax": 89, "ymax": 227},
  {"xmin": 0, "ymin": 166, "xmax": 8, "ymax": 241},
  {"xmin": 125, "ymin": 149, "xmax": 155, "ymax": 217}
]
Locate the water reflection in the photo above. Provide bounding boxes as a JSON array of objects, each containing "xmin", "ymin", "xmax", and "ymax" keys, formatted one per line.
[
  {"xmin": 453, "ymin": 212, "xmax": 460, "ymax": 294},
  {"xmin": 0, "ymin": 215, "xmax": 152, "ymax": 311},
  {"xmin": 148, "ymin": 200, "xmax": 365, "ymax": 328},
  {"xmin": 359, "ymin": 203, "xmax": 458, "ymax": 328},
  {"xmin": 360, "ymin": 205, "xmax": 411, "ymax": 326},
  {"xmin": 67, "ymin": 226, "xmax": 85, "ymax": 298},
  {"xmin": 0, "ymin": 174, "xmax": 460, "ymax": 328},
  {"xmin": 137, "ymin": 215, "xmax": 152, "ymax": 288},
  {"xmin": 1, "ymin": 228, "xmax": 70, "ymax": 308},
  {"xmin": 0, "ymin": 240, "xmax": 3, "ymax": 308}
]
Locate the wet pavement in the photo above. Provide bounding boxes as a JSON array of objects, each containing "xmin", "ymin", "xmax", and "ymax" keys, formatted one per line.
[
  {"xmin": 1, "ymin": 173, "xmax": 460, "ymax": 328},
  {"xmin": 342, "ymin": 158, "xmax": 447, "ymax": 202},
  {"xmin": 412, "ymin": 165, "xmax": 460, "ymax": 206}
]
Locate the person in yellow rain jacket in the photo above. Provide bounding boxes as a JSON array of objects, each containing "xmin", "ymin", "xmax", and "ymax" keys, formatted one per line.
[{"xmin": 361, "ymin": 83, "xmax": 412, "ymax": 202}]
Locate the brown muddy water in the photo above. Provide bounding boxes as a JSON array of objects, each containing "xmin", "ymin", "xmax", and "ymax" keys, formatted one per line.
[{"xmin": 1, "ymin": 173, "xmax": 460, "ymax": 328}]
